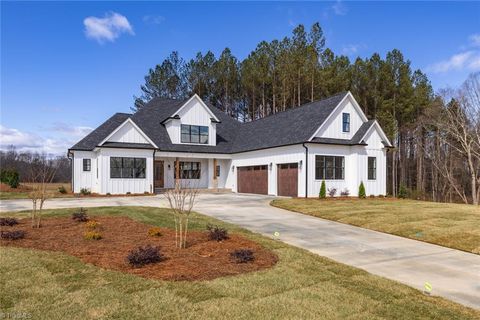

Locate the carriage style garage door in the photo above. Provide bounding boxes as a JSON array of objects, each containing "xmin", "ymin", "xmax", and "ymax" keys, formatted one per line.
[
  {"xmin": 237, "ymin": 165, "xmax": 268, "ymax": 195},
  {"xmin": 277, "ymin": 163, "xmax": 298, "ymax": 197}
]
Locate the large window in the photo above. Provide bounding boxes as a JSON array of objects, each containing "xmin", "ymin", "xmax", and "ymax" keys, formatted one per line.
[
  {"xmin": 83, "ymin": 159, "xmax": 91, "ymax": 172},
  {"xmin": 174, "ymin": 161, "xmax": 201, "ymax": 179},
  {"xmin": 342, "ymin": 113, "xmax": 350, "ymax": 132},
  {"xmin": 315, "ymin": 156, "xmax": 345, "ymax": 180},
  {"xmin": 110, "ymin": 157, "xmax": 146, "ymax": 179},
  {"xmin": 368, "ymin": 157, "xmax": 376, "ymax": 180},
  {"xmin": 181, "ymin": 125, "xmax": 209, "ymax": 144}
]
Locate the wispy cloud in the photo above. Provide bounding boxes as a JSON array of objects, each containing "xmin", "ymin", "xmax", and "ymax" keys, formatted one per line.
[
  {"xmin": 427, "ymin": 34, "xmax": 480, "ymax": 74},
  {"xmin": 342, "ymin": 44, "xmax": 366, "ymax": 56},
  {"xmin": 332, "ymin": 1, "xmax": 348, "ymax": 16},
  {"xmin": 84, "ymin": 12, "xmax": 134, "ymax": 44},
  {"xmin": 143, "ymin": 15, "xmax": 165, "ymax": 25}
]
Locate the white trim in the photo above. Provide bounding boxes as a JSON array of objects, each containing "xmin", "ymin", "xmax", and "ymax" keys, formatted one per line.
[
  {"xmin": 155, "ymin": 151, "xmax": 232, "ymax": 159},
  {"xmin": 173, "ymin": 94, "xmax": 220, "ymax": 122},
  {"xmin": 99, "ymin": 118, "xmax": 158, "ymax": 149},
  {"xmin": 308, "ymin": 92, "xmax": 369, "ymax": 141},
  {"xmin": 360, "ymin": 120, "xmax": 392, "ymax": 147}
]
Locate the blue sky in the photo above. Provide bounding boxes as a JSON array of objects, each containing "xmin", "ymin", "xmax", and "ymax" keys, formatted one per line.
[{"xmin": 1, "ymin": 1, "xmax": 479, "ymax": 155}]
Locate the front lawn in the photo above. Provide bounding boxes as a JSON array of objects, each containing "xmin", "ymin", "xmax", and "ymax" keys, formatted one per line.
[
  {"xmin": 0, "ymin": 182, "xmax": 73, "ymax": 200},
  {"xmin": 1, "ymin": 207, "xmax": 478, "ymax": 319},
  {"xmin": 271, "ymin": 198, "xmax": 480, "ymax": 254}
]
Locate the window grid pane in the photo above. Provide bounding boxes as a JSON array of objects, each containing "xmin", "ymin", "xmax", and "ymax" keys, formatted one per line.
[
  {"xmin": 315, "ymin": 155, "xmax": 344, "ymax": 180},
  {"xmin": 180, "ymin": 125, "xmax": 209, "ymax": 144},
  {"xmin": 110, "ymin": 157, "xmax": 146, "ymax": 179}
]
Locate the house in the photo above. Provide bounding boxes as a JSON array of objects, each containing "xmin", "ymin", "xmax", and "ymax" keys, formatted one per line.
[{"xmin": 68, "ymin": 92, "xmax": 392, "ymax": 197}]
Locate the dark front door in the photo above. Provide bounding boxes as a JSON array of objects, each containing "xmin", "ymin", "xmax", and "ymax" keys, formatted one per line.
[
  {"xmin": 237, "ymin": 165, "xmax": 268, "ymax": 195},
  {"xmin": 277, "ymin": 163, "xmax": 298, "ymax": 197},
  {"xmin": 154, "ymin": 161, "xmax": 164, "ymax": 188}
]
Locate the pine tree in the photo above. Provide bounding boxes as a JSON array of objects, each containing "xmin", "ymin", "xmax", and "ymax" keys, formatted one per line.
[
  {"xmin": 319, "ymin": 180, "xmax": 326, "ymax": 199},
  {"xmin": 358, "ymin": 181, "xmax": 366, "ymax": 198}
]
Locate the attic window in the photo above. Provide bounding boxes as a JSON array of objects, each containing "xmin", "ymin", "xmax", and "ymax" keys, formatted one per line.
[
  {"xmin": 342, "ymin": 113, "xmax": 350, "ymax": 132},
  {"xmin": 181, "ymin": 125, "xmax": 209, "ymax": 144}
]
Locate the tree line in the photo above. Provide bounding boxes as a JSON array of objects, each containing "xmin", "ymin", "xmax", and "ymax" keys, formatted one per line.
[{"xmin": 134, "ymin": 22, "xmax": 479, "ymax": 204}]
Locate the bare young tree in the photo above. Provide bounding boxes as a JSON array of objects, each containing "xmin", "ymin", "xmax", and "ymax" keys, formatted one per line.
[
  {"xmin": 28, "ymin": 154, "xmax": 57, "ymax": 228},
  {"xmin": 164, "ymin": 170, "xmax": 199, "ymax": 248}
]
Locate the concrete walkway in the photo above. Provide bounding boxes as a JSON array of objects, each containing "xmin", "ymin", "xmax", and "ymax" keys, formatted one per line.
[{"xmin": 1, "ymin": 194, "xmax": 479, "ymax": 309}]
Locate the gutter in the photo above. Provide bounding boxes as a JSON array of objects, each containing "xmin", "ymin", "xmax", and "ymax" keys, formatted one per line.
[{"xmin": 302, "ymin": 143, "xmax": 309, "ymax": 198}]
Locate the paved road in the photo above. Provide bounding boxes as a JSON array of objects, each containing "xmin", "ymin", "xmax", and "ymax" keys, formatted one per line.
[{"xmin": 1, "ymin": 194, "xmax": 479, "ymax": 309}]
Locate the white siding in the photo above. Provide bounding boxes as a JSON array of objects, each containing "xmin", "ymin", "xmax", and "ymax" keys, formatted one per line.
[
  {"xmin": 107, "ymin": 121, "xmax": 149, "ymax": 144},
  {"xmin": 72, "ymin": 150, "xmax": 99, "ymax": 193},
  {"xmin": 315, "ymin": 99, "xmax": 364, "ymax": 140}
]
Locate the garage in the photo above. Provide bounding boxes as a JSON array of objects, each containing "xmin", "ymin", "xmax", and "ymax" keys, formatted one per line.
[
  {"xmin": 237, "ymin": 165, "xmax": 268, "ymax": 195},
  {"xmin": 277, "ymin": 163, "xmax": 298, "ymax": 197}
]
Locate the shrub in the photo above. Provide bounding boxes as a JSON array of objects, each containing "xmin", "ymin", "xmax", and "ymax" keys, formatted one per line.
[
  {"xmin": 327, "ymin": 187, "xmax": 337, "ymax": 197},
  {"xmin": 0, "ymin": 230, "xmax": 25, "ymax": 240},
  {"xmin": 84, "ymin": 231, "xmax": 102, "ymax": 240},
  {"xmin": 126, "ymin": 191, "xmax": 131, "ymax": 195},
  {"xmin": 127, "ymin": 245, "xmax": 163, "ymax": 267},
  {"xmin": 207, "ymin": 224, "xmax": 229, "ymax": 241},
  {"xmin": 358, "ymin": 181, "xmax": 366, "ymax": 198},
  {"xmin": 230, "ymin": 249, "xmax": 255, "ymax": 263},
  {"xmin": 369, "ymin": 194, "xmax": 375, "ymax": 198},
  {"xmin": 58, "ymin": 185, "xmax": 67, "ymax": 194},
  {"xmin": 0, "ymin": 217, "xmax": 18, "ymax": 226},
  {"xmin": 85, "ymin": 220, "xmax": 100, "ymax": 229},
  {"xmin": 319, "ymin": 180, "xmax": 326, "ymax": 199},
  {"xmin": 0, "ymin": 169, "xmax": 19, "ymax": 188},
  {"xmin": 80, "ymin": 188, "xmax": 91, "ymax": 196},
  {"xmin": 398, "ymin": 184, "xmax": 408, "ymax": 199},
  {"xmin": 148, "ymin": 227, "xmax": 163, "ymax": 237},
  {"xmin": 378, "ymin": 194, "xmax": 385, "ymax": 198},
  {"xmin": 106, "ymin": 192, "xmax": 111, "ymax": 196},
  {"xmin": 340, "ymin": 188, "xmax": 350, "ymax": 196},
  {"xmin": 72, "ymin": 208, "xmax": 89, "ymax": 222}
]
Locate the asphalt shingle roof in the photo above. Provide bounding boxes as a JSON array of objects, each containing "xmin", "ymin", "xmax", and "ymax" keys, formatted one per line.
[{"xmin": 71, "ymin": 92, "xmax": 383, "ymax": 153}]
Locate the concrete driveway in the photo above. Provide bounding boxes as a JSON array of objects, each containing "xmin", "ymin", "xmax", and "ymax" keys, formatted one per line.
[{"xmin": 1, "ymin": 193, "xmax": 479, "ymax": 309}]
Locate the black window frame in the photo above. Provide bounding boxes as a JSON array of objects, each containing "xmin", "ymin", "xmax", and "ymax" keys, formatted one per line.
[
  {"xmin": 342, "ymin": 113, "xmax": 350, "ymax": 132},
  {"xmin": 215, "ymin": 165, "xmax": 221, "ymax": 178},
  {"xmin": 181, "ymin": 124, "xmax": 209, "ymax": 144},
  {"xmin": 83, "ymin": 159, "xmax": 91, "ymax": 172},
  {"xmin": 174, "ymin": 161, "xmax": 201, "ymax": 179},
  {"xmin": 110, "ymin": 157, "xmax": 146, "ymax": 179},
  {"xmin": 368, "ymin": 157, "xmax": 377, "ymax": 180},
  {"xmin": 315, "ymin": 155, "xmax": 345, "ymax": 180}
]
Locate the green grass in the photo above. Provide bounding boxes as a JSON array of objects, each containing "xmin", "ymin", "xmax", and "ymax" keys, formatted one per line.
[
  {"xmin": 271, "ymin": 198, "xmax": 480, "ymax": 254},
  {"xmin": 1, "ymin": 207, "xmax": 479, "ymax": 319}
]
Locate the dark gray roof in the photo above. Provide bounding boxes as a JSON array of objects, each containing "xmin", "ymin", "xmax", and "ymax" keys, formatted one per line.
[
  {"xmin": 101, "ymin": 142, "xmax": 155, "ymax": 149},
  {"xmin": 71, "ymin": 92, "xmax": 387, "ymax": 153},
  {"xmin": 70, "ymin": 113, "xmax": 131, "ymax": 151}
]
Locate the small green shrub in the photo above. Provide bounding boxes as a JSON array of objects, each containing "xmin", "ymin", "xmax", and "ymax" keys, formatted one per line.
[
  {"xmin": 207, "ymin": 224, "xmax": 229, "ymax": 241},
  {"xmin": 0, "ymin": 230, "xmax": 25, "ymax": 240},
  {"xmin": 58, "ymin": 185, "xmax": 67, "ymax": 194},
  {"xmin": 85, "ymin": 220, "xmax": 100, "ymax": 229},
  {"xmin": 80, "ymin": 188, "xmax": 91, "ymax": 196},
  {"xmin": 369, "ymin": 194, "xmax": 375, "ymax": 198},
  {"xmin": 126, "ymin": 192, "xmax": 131, "ymax": 195},
  {"xmin": 0, "ymin": 217, "xmax": 19, "ymax": 226},
  {"xmin": 358, "ymin": 181, "xmax": 366, "ymax": 198},
  {"xmin": 378, "ymin": 194, "xmax": 385, "ymax": 198},
  {"xmin": 127, "ymin": 245, "xmax": 163, "ymax": 267},
  {"xmin": 148, "ymin": 227, "xmax": 163, "ymax": 237},
  {"xmin": 106, "ymin": 192, "xmax": 111, "ymax": 196},
  {"xmin": 319, "ymin": 180, "xmax": 326, "ymax": 199},
  {"xmin": 0, "ymin": 169, "xmax": 19, "ymax": 188},
  {"xmin": 72, "ymin": 208, "xmax": 88, "ymax": 222},
  {"xmin": 230, "ymin": 249, "xmax": 255, "ymax": 263},
  {"xmin": 84, "ymin": 231, "xmax": 102, "ymax": 240},
  {"xmin": 398, "ymin": 184, "xmax": 408, "ymax": 199}
]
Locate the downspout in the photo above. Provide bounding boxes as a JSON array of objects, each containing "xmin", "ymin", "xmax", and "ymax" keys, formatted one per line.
[
  {"xmin": 302, "ymin": 143, "xmax": 308, "ymax": 198},
  {"xmin": 67, "ymin": 150, "xmax": 74, "ymax": 193},
  {"xmin": 152, "ymin": 149, "xmax": 156, "ymax": 194}
]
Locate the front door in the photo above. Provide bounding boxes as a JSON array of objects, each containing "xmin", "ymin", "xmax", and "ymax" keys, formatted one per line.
[{"xmin": 154, "ymin": 161, "xmax": 164, "ymax": 188}]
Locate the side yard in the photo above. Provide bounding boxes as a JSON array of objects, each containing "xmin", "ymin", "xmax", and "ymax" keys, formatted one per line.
[
  {"xmin": 0, "ymin": 183, "xmax": 73, "ymax": 200},
  {"xmin": 1, "ymin": 206, "xmax": 478, "ymax": 319},
  {"xmin": 271, "ymin": 198, "xmax": 480, "ymax": 254}
]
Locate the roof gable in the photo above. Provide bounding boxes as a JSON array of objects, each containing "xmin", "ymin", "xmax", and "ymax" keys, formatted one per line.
[{"xmin": 100, "ymin": 118, "xmax": 158, "ymax": 148}]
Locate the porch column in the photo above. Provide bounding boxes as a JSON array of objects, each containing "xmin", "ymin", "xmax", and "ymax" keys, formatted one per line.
[
  {"xmin": 175, "ymin": 157, "xmax": 180, "ymax": 183},
  {"xmin": 213, "ymin": 158, "xmax": 218, "ymax": 190}
]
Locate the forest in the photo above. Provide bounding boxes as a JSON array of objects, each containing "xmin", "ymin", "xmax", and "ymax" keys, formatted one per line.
[{"xmin": 134, "ymin": 22, "xmax": 480, "ymax": 205}]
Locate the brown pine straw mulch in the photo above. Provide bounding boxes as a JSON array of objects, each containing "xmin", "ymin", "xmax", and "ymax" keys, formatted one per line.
[{"xmin": 0, "ymin": 216, "xmax": 277, "ymax": 281}]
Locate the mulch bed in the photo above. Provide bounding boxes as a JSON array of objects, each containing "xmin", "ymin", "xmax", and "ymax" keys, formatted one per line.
[{"xmin": 0, "ymin": 216, "xmax": 277, "ymax": 281}]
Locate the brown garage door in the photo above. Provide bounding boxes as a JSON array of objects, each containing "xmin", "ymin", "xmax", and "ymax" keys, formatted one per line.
[
  {"xmin": 237, "ymin": 165, "xmax": 268, "ymax": 195},
  {"xmin": 277, "ymin": 163, "xmax": 298, "ymax": 197}
]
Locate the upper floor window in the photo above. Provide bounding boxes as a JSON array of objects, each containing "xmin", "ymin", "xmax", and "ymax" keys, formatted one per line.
[
  {"xmin": 181, "ymin": 124, "xmax": 209, "ymax": 144},
  {"xmin": 342, "ymin": 113, "xmax": 350, "ymax": 132},
  {"xmin": 83, "ymin": 159, "xmax": 91, "ymax": 171},
  {"xmin": 315, "ymin": 155, "xmax": 345, "ymax": 180},
  {"xmin": 368, "ymin": 157, "xmax": 376, "ymax": 180},
  {"xmin": 110, "ymin": 157, "xmax": 146, "ymax": 179}
]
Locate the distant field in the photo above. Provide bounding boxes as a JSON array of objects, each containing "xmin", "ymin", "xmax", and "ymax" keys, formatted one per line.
[
  {"xmin": 271, "ymin": 198, "xmax": 480, "ymax": 254},
  {"xmin": 0, "ymin": 182, "xmax": 72, "ymax": 200}
]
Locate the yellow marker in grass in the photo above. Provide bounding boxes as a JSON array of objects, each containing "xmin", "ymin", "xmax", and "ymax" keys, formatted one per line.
[
  {"xmin": 424, "ymin": 282, "xmax": 432, "ymax": 294},
  {"xmin": 274, "ymin": 231, "xmax": 280, "ymax": 238}
]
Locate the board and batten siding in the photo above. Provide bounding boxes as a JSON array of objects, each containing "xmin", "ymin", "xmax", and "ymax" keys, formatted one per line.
[
  {"xmin": 107, "ymin": 121, "xmax": 150, "ymax": 144},
  {"xmin": 72, "ymin": 150, "xmax": 99, "ymax": 193},
  {"xmin": 315, "ymin": 99, "xmax": 364, "ymax": 140}
]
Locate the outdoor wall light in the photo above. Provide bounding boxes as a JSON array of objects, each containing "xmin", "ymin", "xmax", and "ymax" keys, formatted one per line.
[
  {"xmin": 269, "ymin": 162, "xmax": 273, "ymax": 170},
  {"xmin": 299, "ymin": 160, "xmax": 303, "ymax": 168},
  {"xmin": 232, "ymin": 165, "xmax": 235, "ymax": 172},
  {"xmin": 168, "ymin": 164, "xmax": 171, "ymax": 170}
]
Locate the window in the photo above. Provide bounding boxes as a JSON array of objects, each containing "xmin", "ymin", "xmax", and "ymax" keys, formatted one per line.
[
  {"xmin": 110, "ymin": 157, "xmax": 146, "ymax": 179},
  {"xmin": 215, "ymin": 165, "xmax": 221, "ymax": 178},
  {"xmin": 174, "ymin": 162, "xmax": 201, "ymax": 179},
  {"xmin": 83, "ymin": 159, "xmax": 91, "ymax": 172},
  {"xmin": 181, "ymin": 124, "xmax": 209, "ymax": 144},
  {"xmin": 368, "ymin": 157, "xmax": 376, "ymax": 180},
  {"xmin": 315, "ymin": 156, "xmax": 345, "ymax": 180},
  {"xmin": 342, "ymin": 113, "xmax": 350, "ymax": 132}
]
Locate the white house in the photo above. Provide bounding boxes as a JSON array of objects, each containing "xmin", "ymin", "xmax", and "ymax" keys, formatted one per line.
[{"xmin": 68, "ymin": 92, "xmax": 392, "ymax": 197}]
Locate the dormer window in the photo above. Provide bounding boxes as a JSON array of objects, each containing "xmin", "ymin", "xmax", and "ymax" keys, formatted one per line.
[
  {"xmin": 181, "ymin": 124, "xmax": 209, "ymax": 144},
  {"xmin": 342, "ymin": 113, "xmax": 350, "ymax": 132}
]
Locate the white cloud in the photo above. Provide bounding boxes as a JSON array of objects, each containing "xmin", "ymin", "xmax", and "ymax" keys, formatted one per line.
[
  {"xmin": 469, "ymin": 33, "xmax": 480, "ymax": 47},
  {"xmin": 332, "ymin": 1, "xmax": 348, "ymax": 15},
  {"xmin": 143, "ymin": 15, "xmax": 165, "ymax": 25},
  {"xmin": 342, "ymin": 44, "xmax": 366, "ymax": 56},
  {"xmin": 0, "ymin": 124, "xmax": 93, "ymax": 156},
  {"xmin": 84, "ymin": 12, "xmax": 134, "ymax": 44},
  {"xmin": 428, "ymin": 51, "xmax": 480, "ymax": 73}
]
